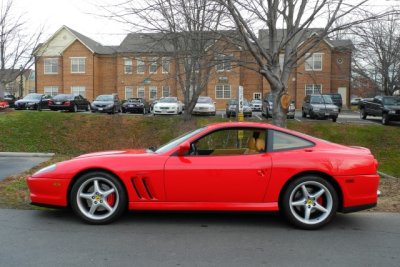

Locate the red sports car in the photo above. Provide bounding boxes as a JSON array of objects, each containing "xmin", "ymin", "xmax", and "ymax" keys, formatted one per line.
[{"xmin": 27, "ymin": 122, "xmax": 379, "ymax": 229}]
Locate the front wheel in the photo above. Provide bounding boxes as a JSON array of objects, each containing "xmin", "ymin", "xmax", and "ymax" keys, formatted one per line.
[
  {"xmin": 70, "ymin": 171, "xmax": 127, "ymax": 224},
  {"xmin": 360, "ymin": 109, "xmax": 367, "ymax": 119},
  {"xmin": 332, "ymin": 116, "xmax": 337, "ymax": 122},
  {"xmin": 382, "ymin": 113, "xmax": 389, "ymax": 125},
  {"xmin": 281, "ymin": 175, "xmax": 338, "ymax": 230}
]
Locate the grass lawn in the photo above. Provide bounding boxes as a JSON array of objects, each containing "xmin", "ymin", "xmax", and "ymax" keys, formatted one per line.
[{"xmin": 0, "ymin": 110, "xmax": 399, "ymax": 210}]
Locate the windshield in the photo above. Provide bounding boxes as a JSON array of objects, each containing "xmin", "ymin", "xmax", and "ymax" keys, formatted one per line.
[
  {"xmin": 159, "ymin": 97, "xmax": 178, "ymax": 103},
  {"xmin": 23, "ymin": 94, "xmax": 42, "ymax": 100},
  {"xmin": 96, "ymin": 95, "xmax": 113, "ymax": 101},
  {"xmin": 383, "ymin": 97, "xmax": 400, "ymax": 105},
  {"xmin": 251, "ymin": 100, "xmax": 261, "ymax": 104},
  {"xmin": 311, "ymin": 95, "xmax": 333, "ymax": 104},
  {"xmin": 155, "ymin": 127, "xmax": 206, "ymax": 154},
  {"xmin": 53, "ymin": 94, "xmax": 74, "ymax": 100},
  {"xmin": 197, "ymin": 97, "xmax": 212, "ymax": 104}
]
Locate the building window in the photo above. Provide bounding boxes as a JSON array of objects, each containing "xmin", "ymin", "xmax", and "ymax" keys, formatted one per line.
[
  {"xmin": 162, "ymin": 86, "xmax": 170, "ymax": 97},
  {"xmin": 149, "ymin": 58, "xmax": 158, "ymax": 74},
  {"xmin": 216, "ymin": 54, "xmax": 232, "ymax": 72},
  {"xmin": 305, "ymin": 84, "xmax": 322, "ymax": 95},
  {"xmin": 137, "ymin": 58, "xmax": 145, "ymax": 74},
  {"xmin": 162, "ymin": 57, "xmax": 170, "ymax": 73},
  {"xmin": 305, "ymin": 53, "xmax": 323, "ymax": 71},
  {"xmin": 71, "ymin": 86, "xmax": 86, "ymax": 97},
  {"xmin": 125, "ymin": 86, "xmax": 133, "ymax": 99},
  {"xmin": 215, "ymin": 84, "xmax": 231, "ymax": 99},
  {"xmin": 253, "ymin": 92, "xmax": 262, "ymax": 100},
  {"xmin": 71, "ymin": 58, "xmax": 86, "ymax": 73},
  {"xmin": 124, "ymin": 59, "xmax": 132, "ymax": 74},
  {"xmin": 44, "ymin": 86, "xmax": 59, "ymax": 96},
  {"xmin": 149, "ymin": 86, "xmax": 157, "ymax": 100},
  {"xmin": 44, "ymin": 58, "xmax": 58, "ymax": 74},
  {"xmin": 137, "ymin": 86, "xmax": 145, "ymax": 98}
]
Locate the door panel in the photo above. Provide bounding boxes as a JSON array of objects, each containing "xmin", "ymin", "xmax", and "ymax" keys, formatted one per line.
[{"xmin": 164, "ymin": 154, "xmax": 272, "ymax": 202}]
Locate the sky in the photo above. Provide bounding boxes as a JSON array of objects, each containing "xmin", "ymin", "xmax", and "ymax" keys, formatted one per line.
[{"xmin": 11, "ymin": 0, "xmax": 400, "ymax": 47}]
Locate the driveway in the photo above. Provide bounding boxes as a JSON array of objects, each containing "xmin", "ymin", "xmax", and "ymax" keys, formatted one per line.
[{"xmin": 0, "ymin": 153, "xmax": 53, "ymax": 181}]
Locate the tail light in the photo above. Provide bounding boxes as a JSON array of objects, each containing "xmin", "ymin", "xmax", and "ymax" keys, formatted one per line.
[
  {"xmin": 48, "ymin": 100, "xmax": 54, "ymax": 105},
  {"xmin": 64, "ymin": 101, "xmax": 71, "ymax": 105}
]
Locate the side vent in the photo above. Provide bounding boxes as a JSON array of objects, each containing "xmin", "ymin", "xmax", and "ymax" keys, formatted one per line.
[{"xmin": 130, "ymin": 176, "xmax": 157, "ymax": 200}]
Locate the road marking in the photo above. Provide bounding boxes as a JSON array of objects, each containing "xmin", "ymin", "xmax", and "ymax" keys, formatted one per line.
[{"xmin": 255, "ymin": 114, "xmax": 262, "ymax": 121}]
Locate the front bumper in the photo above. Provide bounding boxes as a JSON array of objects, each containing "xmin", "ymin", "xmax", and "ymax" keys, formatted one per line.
[
  {"xmin": 91, "ymin": 106, "xmax": 114, "ymax": 113},
  {"xmin": 313, "ymin": 110, "xmax": 339, "ymax": 118},
  {"xmin": 27, "ymin": 176, "xmax": 69, "ymax": 207},
  {"xmin": 124, "ymin": 106, "xmax": 145, "ymax": 113},
  {"xmin": 49, "ymin": 105, "xmax": 73, "ymax": 111}
]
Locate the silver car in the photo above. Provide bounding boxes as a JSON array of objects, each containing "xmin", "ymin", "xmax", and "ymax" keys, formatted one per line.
[{"xmin": 302, "ymin": 94, "xmax": 339, "ymax": 122}]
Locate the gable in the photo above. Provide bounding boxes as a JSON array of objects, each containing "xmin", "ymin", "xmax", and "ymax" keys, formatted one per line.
[{"xmin": 36, "ymin": 28, "xmax": 77, "ymax": 56}]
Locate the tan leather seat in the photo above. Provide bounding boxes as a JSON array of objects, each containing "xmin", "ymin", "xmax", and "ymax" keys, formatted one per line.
[{"xmin": 255, "ymin": 138, "xmax": 265, "ymax": 151}]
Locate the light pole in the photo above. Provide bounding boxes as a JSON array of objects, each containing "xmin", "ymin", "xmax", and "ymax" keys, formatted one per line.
[{"xmin": 19, "ymin": 65, "xmax": 24, "ymax": 98}]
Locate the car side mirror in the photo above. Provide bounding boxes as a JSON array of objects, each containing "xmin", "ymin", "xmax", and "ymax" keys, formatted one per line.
[{"xmin": 178, "ymin": 141, "xmax": 190, "ymax": 157}]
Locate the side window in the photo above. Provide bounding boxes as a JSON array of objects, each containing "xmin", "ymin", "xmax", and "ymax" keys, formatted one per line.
[
  {"xmin": 192, "ymin": 128, "xmax": 266, "ymax": 156},
  {"xmin": 270, "ymin": 130, "xmax": 314, "ymax": 151}
]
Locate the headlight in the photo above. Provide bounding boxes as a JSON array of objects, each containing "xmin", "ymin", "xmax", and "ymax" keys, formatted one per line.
[
  {"xmin": 106, "ymin": 104, "xmax": 114, "ymax": 108},
  {"xmin": 333, "ymin": 108, "xmax": 338, "ymax": 112},
  {"xmin": 32, "ymin": 164, "xmax": 57, "ymax": 176}
]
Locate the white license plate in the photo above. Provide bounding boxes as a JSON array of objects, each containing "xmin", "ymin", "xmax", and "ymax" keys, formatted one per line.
[
  {"xmin": 56, "ymin": 102, "xmax": 61, "ymax": 104},
  {"xmin": 128, "ymin": 105, "xmax": 133, "ymax": 107},
  {"xmin": 98, "ymin": 108, "xmax": 103, "ymax": 111}
]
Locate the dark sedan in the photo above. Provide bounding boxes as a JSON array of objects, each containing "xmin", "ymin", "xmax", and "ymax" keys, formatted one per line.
[
  {"xmin": 122, "ymin": 98, "xmax": 149, "ymax": 114},
  {"xmin": 49, "ymin": 94, "xmax": 91, "ymax": 112},
  {"xmin": 225, "ymin": 99, "xmax": 252, "ymax": 118},
  {"xmin": 14, "ymin": 93, "xmax": 51, "ymax": 110},
  {"xmin": 91, "ymin": 94, "xmax": 122, "ymax": 114}
]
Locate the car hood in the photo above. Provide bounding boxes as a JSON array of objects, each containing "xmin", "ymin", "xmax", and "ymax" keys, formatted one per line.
[
  {"xmin": 195, "ymin": 103, "xmax": 215, "ymax": 108},
  {"xmin": 155, "ymin": 103, "xmax": 178, "ymax": 107},
  {"xmin": 76, "ymin": 149, "xmax": 147, "ymax": 159}
]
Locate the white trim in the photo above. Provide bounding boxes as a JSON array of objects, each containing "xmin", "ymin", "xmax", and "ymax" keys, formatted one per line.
[
  {"xmin": 305, "ymin": 84, "xmax": 323, "ymax": 95},
  {"xmin": 44, "ymin": 58, "xmax": 58, "ymax": 74},
  {"xmin": 70, "ymin": 57, "xmax": 86, "ymax": 73},
  {"xmin": 71, "ymin": 86, "xmax": 86, "ymax": 97},
  {"xmin": 149, "ymin": 58, "xmax": 158, "ymax": 74},
  {"xmin": 162, "ymin": 57, "xmax": 170, "ymax": 74},
  {"xmin": 137, "ymin": 86, "xmax": 145, "ymax": 98},
  {"xmin": 137, "ymin": 58, "xmax": 145, "ymax": 74},
  {"xmin": 162, "ymin": 85, "xmax": 170, "ymax": 97},
  {"xmin": 149, "ymin": 86, "xmax": 157, "ymax": 100},
  {"xmin": 125, "ymin": 86, "xmax": 133, "ymax": 99},
  {"xmin": 124, "ymin": 58, "xmax": 133, "ymax": 74},
  {"xmin": 305, "ymin": 53, "xmax": 323, "ymax": 71},
  {"xmin": 215, "ymin": 84, "xmax": 231, "ymax": 99}
]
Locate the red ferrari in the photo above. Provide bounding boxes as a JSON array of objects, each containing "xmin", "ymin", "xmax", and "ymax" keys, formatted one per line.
[{"xmin": 27, "ymin": 122, "xmax": 379, "ymax": 229}]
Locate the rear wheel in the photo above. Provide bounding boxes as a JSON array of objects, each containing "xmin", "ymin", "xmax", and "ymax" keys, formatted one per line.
[
  {"xmin": 360, "ymin": 108, "xmax": 367, "ymax": 119},
  {"xmin": 70, "ymin": 171, "xmax": 127, "ymax": 224},
  {"xmin": 281, "ymin": 175, "xmax": 338, "ymax": 230},
  {"xmin": 302, "ymin": 109, "xmax": 306, "ymax": 118},
  {"xmin": 382, "ymin": 113, "xmax": 389, "ymax": 125},
  {"xmin": 73, "ymin": 104, "xmax": 78, "ymax": 113},
  {"xmin": 332, "ymin": 116, "xmax": 337, "ymax": 122}
]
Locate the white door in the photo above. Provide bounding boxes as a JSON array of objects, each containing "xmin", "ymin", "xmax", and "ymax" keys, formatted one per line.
[{"xmin": 338, "ymin": 87, "xmax": 347, "ymax": 109}]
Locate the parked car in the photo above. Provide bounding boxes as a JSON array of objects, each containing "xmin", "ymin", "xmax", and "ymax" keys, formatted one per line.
[
  {"xmin": 4, "ymin": 94, "xmax": 16, "ymax": 108},
  {"xmin": 122, "ymin": 98, "xmax": 149, "ymax": 114},
  {"xmin": 359, "ymin": 96, "xmax": 400, "ymax": 125},
  {"xmin": 225, "ymin": 99, "xmax": 252, "ymax": 118},
  {"xmin": 302, "ymin": 94, "xmax": 339, "ymax": 122},
  {"xmin": 324, "ymin": 93, "xmax": 343, "ymax": 112},
  {"xmin": 14, "ymin": 93, "xmax": 51, "ymax": 110},
  {"xmin": 49, "ymin": 94, "xmax": 90, "ymax": 112},
  {"xmin": 153, "ymin": 97, "xmax": 183, "ymax": 115},
  {"xmin": 192, "ymin": 96, "xmax": 216, "ymax": 116},
  {"xmin": 351, "ymin": 97, "xmax": 362, "ymax": 106},
  {"xmin": 91, "ymin": 94, "xmax": 122, "ymax": 114},
  {"xmin": 0, "ymin": 99, "xmax": 9, "ymax": 110},
  {"xmin": 262, "ymin": 94, "xmax": 295, "ymax": 119},
  {"xmin": 27, "ymin": 121, "xmax": 380, "ymax": 229},
  {"xmin": 250, "ymin": 99, "xmax": 262, "ymax": 111}
]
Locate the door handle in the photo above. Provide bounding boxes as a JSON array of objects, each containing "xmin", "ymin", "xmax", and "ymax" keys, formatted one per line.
[{"xmin": 257, "ymin": 170, "xmax": 265, "ymax": 177}]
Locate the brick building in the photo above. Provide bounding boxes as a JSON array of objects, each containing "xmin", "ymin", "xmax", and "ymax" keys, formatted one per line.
[{"xmin": 34, "ymin": 26, "xmax": 353, "ymax": 109}]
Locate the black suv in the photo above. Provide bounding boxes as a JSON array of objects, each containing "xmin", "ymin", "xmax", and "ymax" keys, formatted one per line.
[{"xmin": 324, "ymin": 93, "xmax": 342, "ymax": 112}]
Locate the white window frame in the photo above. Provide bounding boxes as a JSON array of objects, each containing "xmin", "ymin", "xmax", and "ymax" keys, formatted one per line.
[
  {"xmin": 137, "ymin": 58, "xmax": 145, "ymax": 74},
  {"xmin": 215, "ymin": 84, "xmax": 231, "ymax": 99},
  {"xmin": 305, "ymin": 84, "xmax": 322, "ymax": 95},
  {"xmin": 44, "ymin": 86, "xmax": 59, "ymax": 96},
  {"xmin": 149, "ymin": 58, "xmax": 158, "ymax": 74},
  {"xmin": 253, "ymin": 92, "xmax": 262, "ymax": 100},
  {"xmin": 124, "ymin": 58, "xmax": 133, "ymax": 74},
  {"xmin": 137, "ymin": 86, "xmax": 145, "ymax": 98},
  {"xmin": 125, "ymin": 86, "xmax": 133, "ymax": 99},
  {"xmin": 216, "ymin": 54, "xmax": 233, "ymax": 72},
  {"xmin": 71, "ymin": 86, "xmax": 86, "ymax": 97},
  {"xmin": 162, "ymin": 85, "xmax": 170, "ymax": 97},
  {"xmin": 162, "ymin": 57, "xmax": 170, "ymax": 73},
  {"xmin": 44, "ymin": 58, "xmax": 58, "ymax": 74},
  {"xmin": 70, "ymin": 57, "xmax": 86, "ymax": 74},
  {"xmin": 305, "ymin": 53, "xmax": 323, "ymax": 71},
  {"xmin": 149, "ymin": 86, "xmax": 157, "ymax": 100}
]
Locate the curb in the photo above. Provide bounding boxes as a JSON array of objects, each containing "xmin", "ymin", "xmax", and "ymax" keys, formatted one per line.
[
  {"xmin": 0, "ymin": 152, "xmax": 55, "ymax": 157},
  {"xmin": 378, "ymin": 171, "xmax": 398, "ymax": 179}
]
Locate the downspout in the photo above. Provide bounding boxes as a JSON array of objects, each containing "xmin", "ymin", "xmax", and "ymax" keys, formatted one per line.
[
  {"xmin": 93, "ymin": 53, "xmax": 95, "ymax": 101},
  {"xmin": 34, "ymin": 56, "xmax": 37, "ymax": 93}
]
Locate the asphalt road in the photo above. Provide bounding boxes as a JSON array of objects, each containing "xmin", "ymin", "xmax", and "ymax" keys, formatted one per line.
[
  {"xmin": 0, "ymin": 209, "xmax": 399, "ymax": 267},
  {"xmin": 0, "ymin": 155, "xmax": 52, "ymax": 181}
]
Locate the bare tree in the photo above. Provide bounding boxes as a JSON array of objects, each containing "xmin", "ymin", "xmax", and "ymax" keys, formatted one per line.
[
  {"xmin": 0, "ymin": 0, "xmax": 43, "ymax": 98},
  {"xmin": 218, "ymin": 0, "xmax": 393, "ymax": 127},
  {"xmin": 100, "ymin": 0, "xmax": 231, "ymax": 120},
  {"xmin": 352, "ymin": 12, "xmax": 400, "ymax": 96}
]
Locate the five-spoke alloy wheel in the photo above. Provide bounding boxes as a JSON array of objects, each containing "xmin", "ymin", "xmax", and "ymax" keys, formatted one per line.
[
  {"xmin": 70, "ymin": 171, "xmax": 127, "ymax": 224},
  {"xmin": 282, "ymin": 176, "xmax": 338, "ymax": 230}
]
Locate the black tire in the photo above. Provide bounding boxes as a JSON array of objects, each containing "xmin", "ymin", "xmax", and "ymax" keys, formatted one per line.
[
  {"xmin": 302, "ymin": 109, "xmax": 306, "ymax": 118},
  {"xmin": 70, "ymin": 171, "xmax": 127, "ymax": 224},
  {"xmin": 360, "ymin": 109, "xmax": 367, "ymax": 120},
  {"xmin": 73, "ymin": 104, "xmax": 78, "ymax": 113},
  {"xmin": 382, "ymin": 113, "xmax": 389, "ymax": 125},
  {"xmin": 85, "ymin": 104, "xmax": 90, "ymax": 111},
  {"xmin": 281, "ymin": 175, "xmax": 338, "ymax": 230},
  {"xmin": 332, "ymin": 116, "xmax": 337, "ymax": 122}
]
